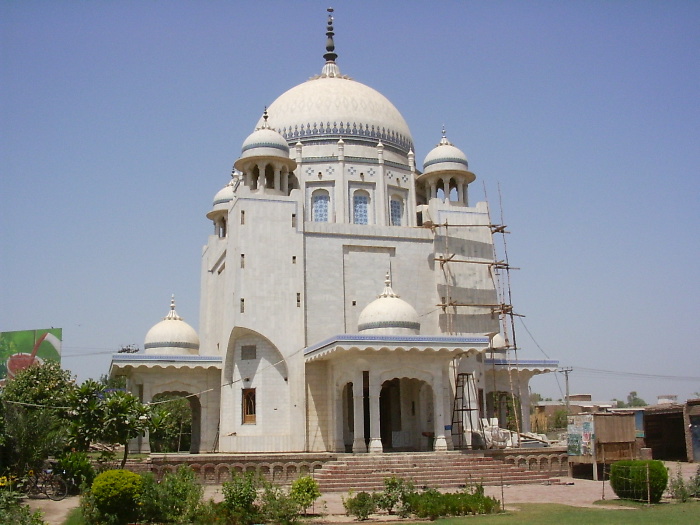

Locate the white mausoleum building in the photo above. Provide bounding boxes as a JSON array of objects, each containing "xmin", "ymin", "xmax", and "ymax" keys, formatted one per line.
[{"xmin": 111, "ymin": 12, "xmax": 557, "ymax": 454}]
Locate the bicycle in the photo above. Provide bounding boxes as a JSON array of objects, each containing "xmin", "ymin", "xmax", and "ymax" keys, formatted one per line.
[{"xmin": 24, "ymin": 464, "xmax": 68, "ymax": 501}]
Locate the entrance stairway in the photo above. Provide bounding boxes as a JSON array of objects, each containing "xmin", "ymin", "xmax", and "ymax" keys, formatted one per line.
[{"xmin": 314, "ymin": 451, "xmax": 559, "ymax": 492}]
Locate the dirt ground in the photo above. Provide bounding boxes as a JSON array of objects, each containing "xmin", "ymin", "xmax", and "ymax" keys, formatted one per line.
[{"xmin": 25, "ymin": 461, "xmax": 697, "ymax": 524}]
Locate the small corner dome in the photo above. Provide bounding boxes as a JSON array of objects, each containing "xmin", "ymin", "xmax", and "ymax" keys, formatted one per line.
[
  {"xmin": 212, "ymin": 178, "xmax": 236, "ymax": 206},
  {"xmin": 358, "ymin": 274, "xmax": 420, "ymax": 335},
  {"xmin": 238, "ymin": 111, "xmax": 290, "ymax": 163},
  {"xmin": 422, "ymin": 135, "xmax": 474, "ymax": 183},
  {"xmin": 144, "ymin": 297, "xmax": 200, "ymax": 355}
]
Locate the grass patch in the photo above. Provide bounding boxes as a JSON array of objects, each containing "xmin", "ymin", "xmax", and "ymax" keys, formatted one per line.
[
  {"xmin": 62, "ymin": 507, "xmax": 86, "ymax": 525},
  {"xmin": 403, "ymin": 501, "xmax": 700, "ymax": 524}
]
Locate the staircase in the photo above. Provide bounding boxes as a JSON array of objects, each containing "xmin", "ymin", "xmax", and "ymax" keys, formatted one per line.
[{"xmin": 314, "ymin": 451, "xmax": 559, "ymax": 492}]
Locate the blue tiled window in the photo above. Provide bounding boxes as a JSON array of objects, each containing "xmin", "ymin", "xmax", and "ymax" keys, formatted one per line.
[
  {"xmin": 312, "ymin": 192, "xmax": 330, "ymax": 222},
  {"xmin": 390, "ymin": 198, "xmax": 403, "ymax": 226},
  {"xmin": 353, "ymin": 194, "xmax": 369, "ymax": 224}
]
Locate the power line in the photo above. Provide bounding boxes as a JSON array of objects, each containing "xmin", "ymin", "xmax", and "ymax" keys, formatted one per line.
[{"xmin": 571, "ymin": 366, "xmax": 700, "ymax": 382}]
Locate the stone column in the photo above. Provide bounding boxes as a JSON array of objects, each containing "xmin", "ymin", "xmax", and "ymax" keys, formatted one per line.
[
  {"xmin": 334, "ymin": 383, "xmax": 346, "ymax": 452},
  {"xmin": 457, "ymin": 181, "xmax": 465, "ymax": 204},
  {"xmin": 407, "ymin": 151, "xmax": 417, "ymax": 226},
  {"xmin": 282, "ymin": 167, "xmax": 289, "ymax": 195},
  {"xmin": 518, "ymin": 374, "xmax": 532, "ymax": 434},
  {"xmin": 368, "ymin": 383, "xmax": 383, "ymax": 453},
  {"xmin": 257, "ymin": 163, "xmax": 264, "ymax": 193},
  {"xmin": 432, "ymin": 373, "xmax": 448, "ymax": 451},
  {"xmin": 337, "ymin": 138, "xmax": 346, "ymax": 224},
  {"xmin": 352, "ymin": 378, "xmax": 367, "ymax": 453},
  {"xmin": 375, "ymin": 142, "xmax": 387, "ymax": 226},
  {"xmin": 274, "ymin": 165, "xmax": 281, "ymax": 191},
  {"xmin": 441, "ymin": 177, "xmax": 449, "ymax": 202}
]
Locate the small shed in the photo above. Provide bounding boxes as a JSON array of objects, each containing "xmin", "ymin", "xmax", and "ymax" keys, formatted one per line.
[
  {"xmin": 644, "ymin": 398, "xmax": 700, "ymax": 462},
  {"xmin": 567, "ymin": 412, "xmax": 637, "ymax": 480}
]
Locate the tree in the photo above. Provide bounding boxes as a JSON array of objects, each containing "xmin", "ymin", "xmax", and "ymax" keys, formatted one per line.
[
  {"xmin": 67, "ymin": 379, "xmax": 107, "ymax": 451},
  {"xmin": 626, "ymin": 391, "xmax": 647, "ymax": 408},
  {"xmin": 100, "ymin": 390, "xmax": 152, "ymax": 468},
  {"xmin": 1, "ymin": 360, "xmax": 75, "ymax": 412},
  {"xmin": 0, "ymin": 361, "xmax": 76, "ymax": 473},
  {"xmin": 149, "ymin": 393, "xmax": 192, "ymax": 453}
]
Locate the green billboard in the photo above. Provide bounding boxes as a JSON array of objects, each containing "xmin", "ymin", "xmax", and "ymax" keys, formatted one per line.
[{"xmin": 0, "ymin": 328, "xmax": 62, "ymax": 383}]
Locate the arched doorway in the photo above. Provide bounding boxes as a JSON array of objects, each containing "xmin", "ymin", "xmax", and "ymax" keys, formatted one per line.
[
  {"xmin": 149, "ymin": 391, "xmax": 201, "ymax": 453},
  {"xmin": 378, "ymin": 378, "xmax": 434, "ymax": 452}
]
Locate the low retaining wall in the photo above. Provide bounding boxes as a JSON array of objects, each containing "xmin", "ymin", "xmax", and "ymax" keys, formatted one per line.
[
  {"xmin": 486, "ymin": 446, "xmax": 568, "ymax": 475},
  {"xmin": 148, "ymin": 453, "xmax": 338, "ymax": 484},
  {"xmin": 129, "ymin": 447, "xmax": 568, "ymax": 485}
]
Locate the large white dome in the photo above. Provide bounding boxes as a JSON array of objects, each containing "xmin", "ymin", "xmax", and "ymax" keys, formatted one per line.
[{"xmin": 258, "ymin": 75, "xmax": 414, "ymax": 155}]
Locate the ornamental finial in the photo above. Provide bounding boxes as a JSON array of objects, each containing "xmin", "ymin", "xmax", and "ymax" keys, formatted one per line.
[{"xmin": 323, "ymin": 8, "xmax": 337, "ymax": 63}]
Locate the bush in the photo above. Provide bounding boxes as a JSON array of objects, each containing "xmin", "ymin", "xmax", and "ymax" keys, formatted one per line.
[
  {"xmin": 668, "ymin": 463, "xmax": 690, "ymax": 502},
  {"xmin": 610, "ymin": 460, "xmax": 668, "ymax": 503},
  {"xmin": 57, "ymin": 451, "xmax": 95, "ymax": 494},
  {"xmin": 343, "ymin": 491, "xmax": 376, "ymax": 521},
  {"xmin": 403, "ymin": 485, "xmax": 501, "ymax": 519},
  {"xmin": 84, "ymin": 469, "xmax": 142, "ymax": 525},
  {"xmin": 139, "ymin": 466, "xmax": 202, "ymax": 524},
  {"xmin": 289, "ymin": 475, "xmax": 321, "ymax": 514},
  {"xmin": 692, "ymin": 465, "xmax": 700, "ymax": 497},
  {"xmin": 0, "ymin": 489, "xmax": 45, "ymax": 525},
  {"xmin": 259, "ymin": 481, "xmax": 300, "ymax": 525},
  {"xmin": 193, "ymin": 500, "xmax": 229, "ymax": 525},
  {"xmin": 221, "ymin": 472, "xmax": 261, "ymax": 525},
  {"xmin": 374, "ymin": 476, "xmax": 415, "ymax": 516}
]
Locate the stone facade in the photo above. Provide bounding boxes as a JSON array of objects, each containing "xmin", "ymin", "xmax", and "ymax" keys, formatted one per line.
[{"xmin": 110, "ymin": 12, "xmax": 557, "ymax": 455}]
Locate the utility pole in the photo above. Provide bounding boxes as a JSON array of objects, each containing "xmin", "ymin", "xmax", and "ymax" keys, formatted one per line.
[{"xmin": 559, "ymin": 367, "xmax": 573, "ymax": 414}]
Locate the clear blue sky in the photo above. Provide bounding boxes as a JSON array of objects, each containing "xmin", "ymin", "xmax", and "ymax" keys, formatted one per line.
[{"xmin": 2, "ymin": 1, "xmax": 699, "ymax": 404}]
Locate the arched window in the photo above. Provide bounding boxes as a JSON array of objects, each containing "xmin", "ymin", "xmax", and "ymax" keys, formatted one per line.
[
  {"xmin": 390, "ymin": 197, "xmax": 403, "ymax": 226},
  {"xmin": 353, "ymin": 191, "xmax": 370, "ymax": 225},
  {"xmin": 311, "ymin": 190, "xmax": 330, "ymax": 222}
]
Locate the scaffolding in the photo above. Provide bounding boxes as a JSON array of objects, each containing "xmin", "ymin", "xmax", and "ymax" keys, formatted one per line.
[{"xmin": 436, "ymin": 196, "xmax": 525, "ymax": 445}]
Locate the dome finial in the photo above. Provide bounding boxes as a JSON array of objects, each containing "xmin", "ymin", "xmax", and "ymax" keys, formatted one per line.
[
  {"xmin": 438, "ymin": 125, "xmax": 452, "ymax": 146},
  {"xmin": 380, "ymin": 271, "xmax": 398, "ymax": 298},
  {"xmin": 321, "ymin": 8, "xmax": 341, "ymax": 77},
  {"xmin": 165, "ymin": 294, "xmax": 183, "ymax": 321},
  {"xmin": 261, "ymin": 107, "xmax": 270, "ymax": 129},
  {"xmin": 324, "ymin": 8, "xmax": 337, "ymax": 63}
]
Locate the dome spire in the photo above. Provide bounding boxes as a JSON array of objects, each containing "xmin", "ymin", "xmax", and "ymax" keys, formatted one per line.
[
  {"xmin": 164, "ymin": 294, "xmax": 183, "ymax": 321},
  {"xmin": 380, "ymin": 271, "xmax": 399, "ymax": 298},
  {"xmin": 260, "ymin": 107, "xmax": 270, "ymax": 129},
  {"xmin": 321, "ymin": 8, "xmax": 341, "ymax": 77},
  {"xmin": 439, "ymin": 125, "xmax": 452, "ymax": 146}
]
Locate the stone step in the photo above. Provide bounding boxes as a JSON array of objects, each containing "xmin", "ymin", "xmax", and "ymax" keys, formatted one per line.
[{"xmin": 313, "ymin": 452, "xmax": 559, "ymax": 492}]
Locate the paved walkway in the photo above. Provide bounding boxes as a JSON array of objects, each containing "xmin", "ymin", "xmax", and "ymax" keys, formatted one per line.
[{"xmin": 25, "ymin": 461, "xmax": 697, "ymax": 524}]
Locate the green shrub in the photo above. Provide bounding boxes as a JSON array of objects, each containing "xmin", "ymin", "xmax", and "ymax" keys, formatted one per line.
[
  {"xmin": 343, "ymin": 491, "xmax": 376, "ymax": 521},
  {"xmin": 402, "ymin": 485, "xmax": 501, "ymax": 519},
  {"xmin": 0, "ymin": 489, "xmax": 45, "ymax": 525},
  {"xmin": 85, "ymin": 469, "xmax": 142, "ymax": 525},
  {"xmin": 58, "ymin": 451, "xmax": 95, "ymax": 494},
  {"xmin": 690, "ymin": 465, "xmax": 700, "ymax": 497},
  {"xmin": 375, "ymin": 475, "xmax": 415, "ymax": 516},
  {"xmin": 138, "ymin": 465, "xmax": 203, "ymax": 524},
  {"xmin": 668, "ymin": 463, "xmax": 690, "ymax": 502},
  {"xmin": 610, "ymin": 460, "xmax": 668, "ymax": 503},
  {"xmin": 193, "ymin": 500, "xmax": 229, "ymax": 525},
  {"xmin": 221, "ymin": 472, "xmax": 261, "ymax": 525},
  {"xmin": 289, "ymin": 475, "xmax": 321, "ymax": 514},
  {"xmin": 259, "ymin": 481, "xmax": 300, "ymax": 525}
]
